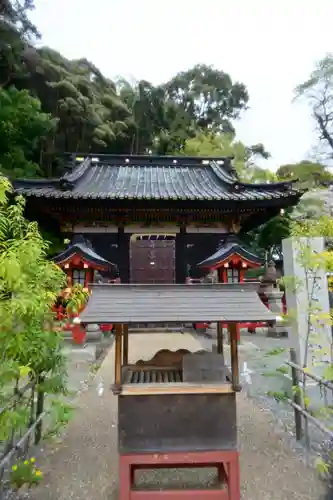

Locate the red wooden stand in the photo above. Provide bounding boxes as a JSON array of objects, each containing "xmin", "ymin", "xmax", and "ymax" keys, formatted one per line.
[{"xmin": 119, "ymin": 450, "xmax": 240, "ymax": 500}]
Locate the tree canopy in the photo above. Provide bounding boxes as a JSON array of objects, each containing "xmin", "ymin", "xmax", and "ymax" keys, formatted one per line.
[
  {"xmin": 1, "ymin": 4, "xmax": 251, "ymax": 177},
  {"xmin": 276, "ymin": 160, "xmax": 333, "ymax": 188},
  {"xmin": 2, "ymin": 0, "xmax": 333, "ymax": 260},
  {"xmin": 0, "ymin": 86, "xmax": 55, "ymax": 178},
  {"xmin": 295, "ymin": 54, "xmax": 333, "ymax": 160},
  {"xmin": 180, "ymin": 132, "xmax": 275, "ymax": 182}
]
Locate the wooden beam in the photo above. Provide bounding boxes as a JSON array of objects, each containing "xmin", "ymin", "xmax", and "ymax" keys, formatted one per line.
[
  {"xmin": 123, "ymin": 324, "xmax": 129, "ymax": 365},
  {"xmin": 125, "ymin": 225, "xmax": 180, "ymax": 234},
  {"xmin": 217, "ymin": 322, "xmax": 224, "ymax": 355},
  {"xmin": 121, "ymin": 383, "xmax": 234, "ymax": 396},
  {"xmin": 228, "ymin": 323, "xmax": 241, "ymax": 392},
  {"xmin": 115, "ymin": 324, "xmax": 123, "ymax": 386}
]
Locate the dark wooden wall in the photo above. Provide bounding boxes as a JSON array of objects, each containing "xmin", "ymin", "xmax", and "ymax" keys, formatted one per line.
[
  {"xmin": 185, "ymin": 234, "xmax": 222, "ymax": 280},
  {"xmin": 66, "ymin": 231, "xmax": 222, "ymax": 283},
  {"xmin": 118, "ymin": 393, "xmax": 237, "ymax": 453}
]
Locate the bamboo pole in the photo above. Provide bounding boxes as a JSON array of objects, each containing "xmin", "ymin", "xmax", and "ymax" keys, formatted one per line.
[
  {"xmin": 229, "ymin": 323, "xmax": 241, "ymax": 391},
  {"xmin": 123, "ymin": 324, "xmax": 129, "ymax": 365},
  {"xmin": 289, "ymin": 348, "xmax": 303, "ymax": 441}
]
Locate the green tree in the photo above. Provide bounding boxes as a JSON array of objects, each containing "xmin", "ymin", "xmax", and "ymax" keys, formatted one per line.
[
  {"xmin": 1, "ymin": 6, "xmax": 253, "ymax": 176},
  {"xmin": 117, "ymin": 79, "xmax": 168, "ymax": 154},
  {"xmin": 23, "ymin": 50, "xmax": 132, "ymax": 173},
  {"xmin": 0, "ymin": 176, "xmax": 87, "ymax": 443},
  {"xmin": 0, "ymin": 176, "xmax": 67, "ymax": 437},
  {"xmin": 276, "ymin": 160, "xmax": 333, "ymax": 188},
  {"xmin": 163, "ymin": 64, "xmax": 249, "ymax": 134},
  {"xmin": 180, "ymin": 131, "xmax": 285, "ymax": 257},
  {"xmin": 0, "ymin": 86, "xmax": 56, "ymax": 177},
  {"xmin": 181, "ymin": 132, "xmax": 247, "ymax": 176},
  {"xmin": 290, "ymin": 191, "xmax": 327, "ymax": 221},
  {"xmin": 265, "ymin": 217, "xmax": 333, "ymax": 486},
  {"xmin": 1, "ymin": 6, "xmax": 252, "ymax": 173},
  {"xmin": 241, "ymin": 213, "xmax": 291, "ymax": 260},
  {"xmin": 180, "ymin": 131, "xmax": 274, "ymax": 181},
  {"xmin": 294, "ymin": 54, "xmax": 333, "ymax": 159},
  {"xmin": 0, "ymin": 0, "xmax": 40, "ymax": 87},
  {"xmin": 117, "ymin": 66, "xmax": 250, "ymax": 155}
]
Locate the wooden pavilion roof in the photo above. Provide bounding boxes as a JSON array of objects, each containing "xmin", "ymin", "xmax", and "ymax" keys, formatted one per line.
[{"xmin": 78, "ymin": 283, "xmax": 276, "ymax": 324}]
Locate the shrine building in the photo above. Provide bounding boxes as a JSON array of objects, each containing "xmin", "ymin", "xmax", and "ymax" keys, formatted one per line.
[
  {"xmin": 13, "ymin": 154, "xmax": 303, "ymax": 283},
  {"xmin": 197, "ymin": 234, "xmax": 264, "ymax": 283}
]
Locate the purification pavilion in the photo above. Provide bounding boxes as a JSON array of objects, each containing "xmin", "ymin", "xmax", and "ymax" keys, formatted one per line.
[{"xmin": 13, "ymin": 154, "xmax": 303, "ymax": 283}]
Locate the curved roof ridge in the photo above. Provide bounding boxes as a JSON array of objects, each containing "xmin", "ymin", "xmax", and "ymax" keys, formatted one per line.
[
  {"xmin": 198, "ymin": 237, "xmax": 264, "ymax": 268},
  {"xmin": 62, "ymin": 157, "xmax": 92, "ymax": 185},
  {"xmin": 209, "ymin": 160, "xmax": 239, "ymax": 185},
  {"xmin": 237, "ymin": 178, "xmax": 299, "ymax": 191},
  {"xmin": 53, "ymin": 237, "xmax": 115, "ymax": 269}
]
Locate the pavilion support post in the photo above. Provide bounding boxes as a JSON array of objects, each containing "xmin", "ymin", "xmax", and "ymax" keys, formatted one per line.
[
  {"xmin": 229, "ymin": 323, "xmax": 241, "ymax": 392},
  {"xmin": 217, "ymin": 321, "xmax": 224, "ymax": 355},
  {"xmin": 122, "ymin": 324, "xmax": 129, "ymax": 365},
  {"xmin": 115, "ymin": 324, "xmax": 123, "ymax": 388}
]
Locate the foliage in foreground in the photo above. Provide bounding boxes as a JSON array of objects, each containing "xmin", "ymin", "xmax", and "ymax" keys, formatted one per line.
[
  {"xmin": 11, "ymin": 457, "xmax": 42, "ymax": 489},
  {"xmin": 262, "ymin": 215, "xmax": 333, "ymax": 488},
  {"xmin": 0, "ymin": 176, "xmax": 85, "ymax": 447}
]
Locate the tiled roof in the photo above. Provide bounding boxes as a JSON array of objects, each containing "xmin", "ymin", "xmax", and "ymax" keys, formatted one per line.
[
  {"xmin": 198, "ymin": 236, "xmax": 264, "ymax": 268},
  {"xmin": 79, "ymin": 283, "xmax": 276, "ymax": 324},
  {"xmin": 13, "ymin": 154, "xmax": 302, "ymax": 202},
  {"xmin": 52, "ymin": 236, "xmax": 115, "ymax": 269}
]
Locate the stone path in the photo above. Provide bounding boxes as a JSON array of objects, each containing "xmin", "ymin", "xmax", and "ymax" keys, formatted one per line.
[{"xmin": 29, "ymin": 333, "xmax": 326, "ymax": 500}]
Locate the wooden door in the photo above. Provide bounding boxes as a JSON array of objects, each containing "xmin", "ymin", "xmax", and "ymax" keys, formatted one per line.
[{"xmin": 130, "ymin": 239, "xmax": 175, "ymax": 284}]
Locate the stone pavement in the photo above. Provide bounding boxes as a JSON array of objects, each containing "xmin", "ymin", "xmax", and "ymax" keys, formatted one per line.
[{"xmin": 29, "ymin": 333, "xmax": 326, "ymax": 500}]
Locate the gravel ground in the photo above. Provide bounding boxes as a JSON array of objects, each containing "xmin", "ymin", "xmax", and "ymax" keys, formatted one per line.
[
  {"xmin": 234, "ymin": 331, "xmax": 333, "ymax": 462},
  {"xmin": 26, "ymin": 333, "xmax": 326, "ymax": 500}
]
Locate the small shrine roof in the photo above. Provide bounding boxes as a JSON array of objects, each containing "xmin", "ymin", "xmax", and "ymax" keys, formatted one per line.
[
  {"xmin": 13, "ymin": 154, "xmax": 302, "ymax": 204},
  {"xmin": 78, "ymin": 283, "xmax": 276, "ymax": 324},
  {"xmin": 53, "ymin": 236, "xmax": 115, "ymax": 269},
  {"xmin": 198, "ymin": 236, "xmax": 264, "ymax": 268}
]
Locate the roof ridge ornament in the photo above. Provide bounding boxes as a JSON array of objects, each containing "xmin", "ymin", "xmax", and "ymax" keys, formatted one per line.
[{"xmin": 61, "ymin": 156, "xmax": 92, "ymax": 189}]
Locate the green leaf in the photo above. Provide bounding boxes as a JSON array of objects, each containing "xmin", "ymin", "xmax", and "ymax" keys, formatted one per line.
[
  {"xmin": 324, "ymin": 365, "xmax": 333, "ymax": 381},
  {"xmin": 315, "ymin": 457, "xmax": 329, "ymax": 474},
  {"xmin": 19, "ymin": 365, "xmax": 31, "ymax": 378}
]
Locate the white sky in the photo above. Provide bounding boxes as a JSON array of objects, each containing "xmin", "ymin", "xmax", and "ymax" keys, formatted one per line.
[{"xmin": 31, "ymin": 0, "xmax": 333, "ymax": 170}]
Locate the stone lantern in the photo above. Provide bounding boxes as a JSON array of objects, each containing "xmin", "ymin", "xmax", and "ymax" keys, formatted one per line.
[{"xmin": 259, "ymin": 260, "xmax": 287, "ymax": 337}]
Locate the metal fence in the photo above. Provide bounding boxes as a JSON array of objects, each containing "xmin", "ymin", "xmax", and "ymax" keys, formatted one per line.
[{"xmin": 0, "ymin": 378, "xmax": 45, "ymax": 499}]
